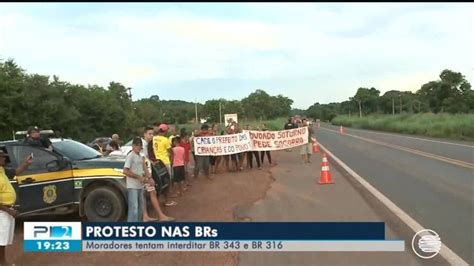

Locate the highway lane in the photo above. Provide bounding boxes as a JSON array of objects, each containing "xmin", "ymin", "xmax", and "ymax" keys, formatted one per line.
[
  {"xmin": 320, "ymin": 123, "xmax": 473, "ymax": 165},
  {"xmin": 314, "ymin": 124, "xmax": 473, "ymax": 264}
]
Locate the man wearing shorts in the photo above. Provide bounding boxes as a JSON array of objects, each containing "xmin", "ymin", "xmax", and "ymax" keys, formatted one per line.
[
  {"xmin": 0, "ymin": 150, "xmax": 32, "ymax": 265},
  {"xmin": 152, "ymin": 124, "xmax": 177, "ymax": 207},
  {"xmin": 141, "ymin": 127, "xmax": 174, "ymax": 222},
  {"xmin": 299, "ymin": 118, "xmax": 314, "ymax": 163}
]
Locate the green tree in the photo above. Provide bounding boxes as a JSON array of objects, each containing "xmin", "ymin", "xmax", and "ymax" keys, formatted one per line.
[
  {"xmin": 350, "ymin": 87, "xmax": 380, "ymax": 117},
  {"xmin": 417, "ymin": 69, "xmax": 472, "ymax": 113},
  {"xmin": 241, "ymin": 89, "xmax": 272, "ymax": 120}
]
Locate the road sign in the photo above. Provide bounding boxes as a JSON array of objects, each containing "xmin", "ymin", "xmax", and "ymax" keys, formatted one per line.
[{"xmin": 224, "ymin": 114, "xmax": 238, "ymax": 127}]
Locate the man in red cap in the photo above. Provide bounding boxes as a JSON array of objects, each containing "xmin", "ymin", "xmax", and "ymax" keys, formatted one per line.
[{"xmin": 152, "ymin": 124, "xmax": 178, "ymax": 207}]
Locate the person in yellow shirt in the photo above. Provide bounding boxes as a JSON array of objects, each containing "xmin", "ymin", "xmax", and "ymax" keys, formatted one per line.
[
  {"xmin": 152, "ymin": 124, "xmax": 177, "ymax": 207},
  {"xmin": 0, "ymin": 150, "xmax": 32, "ymax": 266}
]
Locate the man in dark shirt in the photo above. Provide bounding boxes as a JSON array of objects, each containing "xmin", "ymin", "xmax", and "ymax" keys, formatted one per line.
[
  {"xmin": 284, "ymin": 117, "xmax": 297, "ymax": 130},
  {"xmin": 283, "ymin": 118, "xmax": 297, "ymax": 152},
  {"xmin": 24, "ymin": 126, "xmax": 52, "ymax": 151}
]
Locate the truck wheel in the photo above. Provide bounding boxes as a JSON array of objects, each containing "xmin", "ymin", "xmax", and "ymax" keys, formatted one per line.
[{"xmin": 84, "ymin": 187, "xmax": 126, "ymax": 221}]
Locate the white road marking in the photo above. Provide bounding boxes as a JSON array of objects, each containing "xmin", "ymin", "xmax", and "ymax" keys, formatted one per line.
[
  {"xmin": 318, "ymin": 142, "xmax": 469, "ymax": 266},
  {"xmin": 319, "ymin": 127, "xmax": 474, "ymax": 169},
  {"xmin": 323, "ymin": 123, "xmax": 473, "ymax": 148}
]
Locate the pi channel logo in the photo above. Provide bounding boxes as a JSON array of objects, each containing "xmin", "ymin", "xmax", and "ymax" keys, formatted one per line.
[
  {"xmin": 24, "ymin": 222, "xmax": 82, "ymax": 240},
  {"xmin": 35, "ymin": 225, "xmax": 72, "ymax": 238},
  {"xmin": 411, "ymin": 229, "xmax": 441, "ymax": 259}
]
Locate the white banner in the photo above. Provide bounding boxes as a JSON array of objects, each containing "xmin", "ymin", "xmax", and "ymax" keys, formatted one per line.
[
  {"xmin": 193, "ymin": 127, "xmax": 309, "ymax": 155},
  {"xmin": 244, "ymin": 127, "xmax": 309, "ymax": 151},
  {"xmin": 193, "ymin": 132, "xmax": 252, "ymax": 156}
]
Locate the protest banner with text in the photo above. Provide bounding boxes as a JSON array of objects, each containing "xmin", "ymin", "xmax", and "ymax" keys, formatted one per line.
[
  {"xmin": 194, "ymin": 132, "xmax": 252, "ymax": 156},
  {"xmin": 244, "ymin": 127, "xmax": 309, "ymax": 151}
]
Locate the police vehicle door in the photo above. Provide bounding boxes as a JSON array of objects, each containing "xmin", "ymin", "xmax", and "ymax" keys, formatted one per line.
[{"xmin": 7, "ymin": 145, "xmax": 74, "ymax": 214}]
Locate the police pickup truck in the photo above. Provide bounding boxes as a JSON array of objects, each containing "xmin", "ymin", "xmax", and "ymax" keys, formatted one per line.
[{"xmin": 1, "ymin": 137, "xmax": 170, "ymax": 221}]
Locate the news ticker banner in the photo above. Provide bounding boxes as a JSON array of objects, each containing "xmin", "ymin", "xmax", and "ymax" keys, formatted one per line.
[
  {"xmin": 24, "ymin": 222, "xmax": 405, "ymax": 252},
  {"xmin": 194, "ymin": 127, "xmax": 309, "ymax": 156}
]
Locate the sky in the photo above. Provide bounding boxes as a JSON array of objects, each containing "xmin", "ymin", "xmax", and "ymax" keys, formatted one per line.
[{"xmin": 0, "ymin": 3, "xmax": 472, "ymax": 109}]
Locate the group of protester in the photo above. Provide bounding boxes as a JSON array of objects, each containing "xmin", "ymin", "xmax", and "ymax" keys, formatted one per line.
[
  {"xmin": 122, "ymin": 120, "xmax": 279, "ymax": 223},
  {"xmin": 123, "ymin": 116, "xmax": 314, "ymax": 223},
  {"xmin": 191, "ymin": 121, "xmax": 274, "ymax": 178}
]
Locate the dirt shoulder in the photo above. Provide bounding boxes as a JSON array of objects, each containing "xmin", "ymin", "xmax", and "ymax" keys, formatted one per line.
[{"xmin": 8, "ymin": 160, "xmax": 274, "ymax": 266}]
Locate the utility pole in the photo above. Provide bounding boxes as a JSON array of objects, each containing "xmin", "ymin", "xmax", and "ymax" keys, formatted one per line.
[
  {"xmin": 195, "ymin": 99, "xmax": 198, "ymax": 125},
  {"xmin": 399, "ymin": 95, "xmax": 402, "ymax": 114},
  {"xmin": 392, "ymin": 97, "xmax": 395, "ymax": 115},
  {"xmin": 219, "ymin": 101, "xmax": 222, "ymax": 126},
  {"xmin": 358, "ymin": 100, "xmax": 362, "ymax": 118}
]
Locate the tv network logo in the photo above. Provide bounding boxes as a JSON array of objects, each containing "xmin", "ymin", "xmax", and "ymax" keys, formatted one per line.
[
  {"xmin": 25, "ymin": 222, "xmax": 82, "ymax": 240},
  {"xmin": 34, "ymin": 225, "xmax": 73, "ymax": 238}
]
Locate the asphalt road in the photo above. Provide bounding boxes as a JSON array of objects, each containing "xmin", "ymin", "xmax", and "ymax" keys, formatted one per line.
[
  {"xmin": 236, "ymin": 149, "xmax": 427, "ymax": 266},
  {"xmin": 314, "ymin": 123, "xmax": 474, "ymax": 264}
]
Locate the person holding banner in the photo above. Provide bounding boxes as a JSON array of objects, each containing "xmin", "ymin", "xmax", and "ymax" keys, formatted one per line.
[
  {"xmin": 225, "ymin": 121, "xmax": 241, "ymax": 172},
  {"xmin": 244, "ymin": 124, "xmax": 262, "ymax": 170},
  {"xmin": 300, "ymin": 118, "xmax": 314, "ymax": 164},
  {"xmin": 209, "ymin": 123, "xmax": 221, "ymax": 174},
  {"xmin": 259, "ymin": 123, "xmax": 273, "ymax": 166},
  {"xmin": 234, "ymin": 122, "xmax": 245, "ymax": 171},
  {"xmin": 284, "ymin": 117, "xmax": 298, "ymax": 152},
  {"xmin": 193, "ymin": 124, "xmax": 212, "ymax": 180},
  {"xmin": 190, "ymin": 130, "xmax": 198, "ymax": 168}
]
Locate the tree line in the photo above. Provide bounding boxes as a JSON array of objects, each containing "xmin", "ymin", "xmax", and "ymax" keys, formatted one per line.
[
  {"xmin": 305, "ymin": 69, "xmax": 473, "ymax": 121},
  {"xmin": 0, "ymin": 59, "xmax": 293, "ymax": 143},
  {"xmin": 2, "ymin": 58, "xmax": 470, "ymax": 142}
]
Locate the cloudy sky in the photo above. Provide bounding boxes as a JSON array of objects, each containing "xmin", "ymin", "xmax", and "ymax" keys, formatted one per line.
[{"xmin": 0, "ymin": 3, "xmax": 472, "ymax": 109}]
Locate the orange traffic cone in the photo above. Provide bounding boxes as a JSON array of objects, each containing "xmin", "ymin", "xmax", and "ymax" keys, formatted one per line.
[
  {"xmin": 318, "ymin": 153, "xmax": 334, "ymax": 184},
  {"xmin": 339, "ymin": 125, "xmax": 344, "ymax": 135},
  {"xmin": 312, "ymin": 138, "xmax": 319, "ymax": 153}
]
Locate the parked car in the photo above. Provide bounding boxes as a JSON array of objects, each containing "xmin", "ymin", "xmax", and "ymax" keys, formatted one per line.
[
  {"xmin": 120, "ymin": 139, "xmax": 133, "ymax": 155},
  {"xmin": 1, "ymin": 138, "xmax": 170, "ymax": 221},
  {"xmin": 87, "ymin": 137, "xmax": 111, "ymax": 154}
]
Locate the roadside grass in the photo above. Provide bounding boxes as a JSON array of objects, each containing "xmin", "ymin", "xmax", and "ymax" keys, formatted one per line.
[{"xmin": 331, "ymin": 113, "xmax": 474, "ymax": 141}]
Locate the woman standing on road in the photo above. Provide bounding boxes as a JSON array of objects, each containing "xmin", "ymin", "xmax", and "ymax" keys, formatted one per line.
[
  {"xmin": 225, "ymin": 121, "xmax": 240, "ymax": 172},
  {"xmin": 245, "ymin": 124, "xmax": 261, "ymax": 170},
  {"xmin": 209, "ymin": 124, "xmax": 221, "ymax": 174},
  {"xmin": 260, "ymin": 123, "xmax": 272, "ymax": 166}
]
